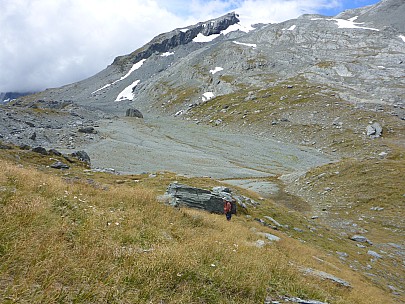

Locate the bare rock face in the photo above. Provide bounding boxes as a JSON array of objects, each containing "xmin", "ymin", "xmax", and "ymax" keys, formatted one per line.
[{"xmin": 113, "ymin": 12, "xmax": 239, "ymax": 66}]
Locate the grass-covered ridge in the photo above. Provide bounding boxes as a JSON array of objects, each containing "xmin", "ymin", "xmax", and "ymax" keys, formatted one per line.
[{"xmin": 0, "ymin": 148, "xmax": 396, "ymax": 303}]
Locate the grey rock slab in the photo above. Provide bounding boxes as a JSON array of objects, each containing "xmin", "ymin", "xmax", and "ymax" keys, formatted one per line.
[
  {"xmin": 164, "ymin": 183, "xmax": 237, "ymax": 214},
  {"xmin": 81, "ymin": 116, "xmax": 331, "ymax": 178},
  {"xmin": 301, "ymin": 267, "xmax": 351, "ymax": 288},
  {"xmin": 368, "ymin": 250, "xmax": 383, "ymax": 259},
  {"xmin": 263, "ymin": 216, "xmax": 283, "ymax": 227},
  {"xmin": 350, "ymin": 235, "xmax": 371, "ymax": 243},
  {"xmin": 261, "ymin": 233, "xmax": 281, "ymax": 242}
]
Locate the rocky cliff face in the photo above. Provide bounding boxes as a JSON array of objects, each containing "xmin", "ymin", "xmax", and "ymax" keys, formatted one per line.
[{"xmin": 113, "ymin": 12, "xmax": 240, "ymax": 66}]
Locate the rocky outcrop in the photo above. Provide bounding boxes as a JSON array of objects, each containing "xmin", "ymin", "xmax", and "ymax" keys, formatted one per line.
[
  {"xmin": 78, "ymin": 127, "xmax": 97, "ymax": 134},
  {"xmin": 71, "ymin": 150, "xmax": 91, "ymax": 164},
  {"xmin": 366, "ymin": 122, "xmax": 383, "ymax": 138},
  {"xmin": 113, "ymin": 12, "xmax": 239, "ymax": 66},
  {"xmin": 125, "ymin": 108, "xmax": 143, "ymax": 118},
  {"xmin": 161, "ymin": 183, "xmax": 237, "ymax": 214},
  {"xmin": 32, "ymin": 146, "xmax": 48, "ymax": 155}
]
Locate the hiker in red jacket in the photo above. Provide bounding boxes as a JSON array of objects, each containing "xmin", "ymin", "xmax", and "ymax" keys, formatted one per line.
[{"xmin": 224, "ymin": 199, "xmax": 232, "ymax": 221}]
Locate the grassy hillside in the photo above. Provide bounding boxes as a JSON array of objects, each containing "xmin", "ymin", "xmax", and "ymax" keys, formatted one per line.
[{"xmin": 0, "ymin": 147, "xmax": 397, "ymax": 303}]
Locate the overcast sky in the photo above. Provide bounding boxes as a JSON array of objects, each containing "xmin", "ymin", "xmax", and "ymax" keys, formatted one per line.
[{"xmin": 0, "ymin": 0, "xmax": 379, "ymax": 93}]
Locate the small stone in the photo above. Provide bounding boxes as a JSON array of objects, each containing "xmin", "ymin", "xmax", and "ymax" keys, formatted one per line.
[
  {"xmin": 336, "ymin": 251, "xmax": 349, "ymax": 259},
  {"xmin": 263, "ymin": 216, "xmax": 282, "ymax": 227},
  {"xmin": 29, "ymin": 132, "xmax": 37, "ymax": 140},
  {"xmin": 368, "ymin": 250, "xmax": 383, "ymax": 259},
  {"xmin": 350, "ymin": 235, "xmax": 369, "ymax": 243},
  {"xmin": 255, "ymin": 240, "xmax": 266, "ymax": 248},
  {"xmin": 264, "ymin": 233, "xmax": 281, "ymax": 242},
  {"xmin": 78, "ymin": 127, "xmax": 96, "ymax": 134},
  {"xmin": 50, "ymin": 161, "xmax": 69, "ymax": 169}
]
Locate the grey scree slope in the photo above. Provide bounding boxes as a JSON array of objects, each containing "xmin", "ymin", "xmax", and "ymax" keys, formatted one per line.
[{"xmin": 82, "ymin": 115, "xmax": 331, "ymax": 178}]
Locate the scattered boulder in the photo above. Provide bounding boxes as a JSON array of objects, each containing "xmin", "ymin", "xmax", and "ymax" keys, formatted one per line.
[
  {"xmin": 71, "ymin": 150, "xmax": 91, "ymax": 164},
  {"xmin": 366, "ymin": 122, "xmax": 382, "ymax": 138},
  {"xmin": 29, "ymin": 132, "xmax": 37, "ymax": 140},
  {"xmin": 0, "ymin": 143, "xmax": 13, "ymax": 149},
  {"xmin": 255, "ymin": 240, "xmax": 266, "ymax": 248},
  {"xmin": 350, "ymin": 235, "xmax": 372, "ymax": 245},
  {"xmin": 126, "ymin": 108, "xmax": 143, "ymax": 118},
  {"xmin": 48, "ymin": 149, "xmax": 62, "ymax": 156},
  {"xmin": 263, "ymin": 233, "xmax": 281, "ymax": 242},
  {"xmin": 32, "ymin": 146, "xmax": 48, "ymax": 155},
  {"xmin": 50, "ymin": 161, "xmax": 69, "ymax": 169},
  {"xmin": 274, "ymin": 296, "xmax": 329, "ymax": 304},
  {"xmin": 368, "ymin": 250, "xmax": 383, "ymax": 259},
  {"xmin": 301, "ymin": 267, "xmax": 351, "ymax": 288},
  {"xmin": 19, "ymin": 144, "xmax": 31, "ymax": 150},
  {"xmin": 264, "ymin": 216, "xmax": 282, "ymax": 227},
  {"xmin": 162, "ymin": 183, "xmax": 237, "ymax": 214},
  {"xmin": 78, "ymin": 126, "xmax": 97, "ymax": 134}
]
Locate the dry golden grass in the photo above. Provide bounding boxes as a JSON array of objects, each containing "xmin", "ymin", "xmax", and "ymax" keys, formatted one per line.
[{"xmin": 0, "ymin": 154, "xmax": 396, "ymax": 303}]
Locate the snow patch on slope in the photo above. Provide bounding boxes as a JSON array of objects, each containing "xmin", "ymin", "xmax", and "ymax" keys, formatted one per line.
[
  {"xmin": 221, "ymin": 22, "xmax": 255, "ymax": 35},
  {"xmin": 193, "ymin": 33, "xmax": 220, "ymax": 43},
  {"xmin": 92, "ymin": 59, "xmax": 146, "ymax": 94},
  {"xmin": 210, "ymin": 67, "xmax": 223, "ymax": 74},
  {"xmin": 115, "ymin": 80, "xmax": 140, "ymax": 101},
  {"xmin": 161, "ymin": 52, "xmax": 174, "ymax": 57},
  {"xmin": 233, "ymin": 41, "xmax": 257, "ymax": 48},
  {"xmin": 311, "ymin": 17, "xmax": 379, "ymax": 31},
  {"xmin": 202, "ymin": 92, "xmax": 215, "ymax": 102}
]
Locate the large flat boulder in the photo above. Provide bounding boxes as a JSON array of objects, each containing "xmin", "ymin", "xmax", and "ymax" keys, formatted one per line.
[{"xmin": 163, "ymin": 183, "xmax": 237, "ymax": 214}]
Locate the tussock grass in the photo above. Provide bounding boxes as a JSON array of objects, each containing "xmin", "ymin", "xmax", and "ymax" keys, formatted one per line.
[{"xmin": 0, "ymin": 155, "xmax": 395, "ymax": 303}]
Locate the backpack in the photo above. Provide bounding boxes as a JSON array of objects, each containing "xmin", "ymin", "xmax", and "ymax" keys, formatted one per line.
[{"xmin": 224, "ymin": 201, "xmax": 232, "ymax": 213}]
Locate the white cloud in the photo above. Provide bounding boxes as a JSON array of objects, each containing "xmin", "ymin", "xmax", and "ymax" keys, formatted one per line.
[
  {"xmin": 0, "ymin": 0, "xmax": 188, "ymax": 92},
  {"xmin": 0, "ymin": 0, "xmax": 350, "ymax": 92}
]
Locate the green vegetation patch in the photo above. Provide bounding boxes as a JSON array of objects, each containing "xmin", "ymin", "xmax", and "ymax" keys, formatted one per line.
[
  {"xmin": 0, "ymin": 151, "xmax": 395, "ymax": 303},
  {"xmin": 189, "ymin": 76, "xmax": 335, "ymax": 125}
]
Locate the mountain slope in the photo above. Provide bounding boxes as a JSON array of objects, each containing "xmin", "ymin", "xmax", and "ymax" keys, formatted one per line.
[
  {"xmin": 336, "ymin": 0, "xmax": 405, "ymax": 32},
  {"xmin": 0, "ymin": 1, "xmax": 404, "ymax": 302}
]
